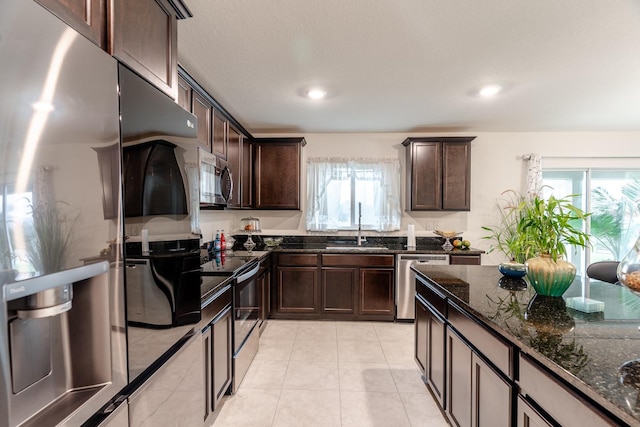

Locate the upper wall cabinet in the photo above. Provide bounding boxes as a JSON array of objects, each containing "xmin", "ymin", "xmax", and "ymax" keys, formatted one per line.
[
  {"xmin": 36, "ymin": 0, "xmax": 191, "ymax": 99},
  {"xmin": 253, "ymin": 138, "xmax": 306, "ymax": 210},
  {"xmin": 111, "ymin": 0, "xmax": 182, "ymax": 99},
  {"xmin": 212, "ymin": 109, "xmax": 229, "ymax": 160},
  {"xmin": 192, "ymin": 89, "xmax": 212, "ymax": 151},
  {"xmin": 35, "ymin": 0, "xmax": 107, "ymax": 49},
  {"xmin": 403, "ymin": 137, "xmax": 475, "ymax": 211}
]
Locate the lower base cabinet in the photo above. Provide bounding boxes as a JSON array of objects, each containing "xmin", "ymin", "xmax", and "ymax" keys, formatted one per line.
[
  {"xmin": 447, "ymin": 326, "xmax": 512, "ymax": 427},
  {"xmin": 415, "ymin": 295, "xmax": 446, "ymax": 407},
  {"xmin": 418, "ymin": 276, "xmax": 513, "ymax": 427},
  {"xmin": 212, "ymin": 307, "xmax": 232, "ymax": 410},
  {"xmin": 272, "ymin": 253, "xmax": 394, "ymax": 321},
  {"xmin": 516, "ymin": 396, "xmax": 552, "ymax": 427},
  {"xmin": 202, "ymin": 288, "xmax": 233, "ymax": 424}
]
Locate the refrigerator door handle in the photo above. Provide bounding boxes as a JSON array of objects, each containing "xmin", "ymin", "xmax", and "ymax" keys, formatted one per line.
[{"xmin": 3, "ymin": 261, "xmax": 109, "ymax": 302}]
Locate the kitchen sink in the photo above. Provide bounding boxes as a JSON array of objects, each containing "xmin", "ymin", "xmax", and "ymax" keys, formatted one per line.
[{"xmin": 325, "ymin": 246, "xmax": 389, "ymax": 251}]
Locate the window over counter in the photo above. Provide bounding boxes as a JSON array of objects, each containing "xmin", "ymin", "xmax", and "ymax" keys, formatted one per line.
[{"xmin": 306, "ymin": 158, "xmax": 401, "ymax": 232}]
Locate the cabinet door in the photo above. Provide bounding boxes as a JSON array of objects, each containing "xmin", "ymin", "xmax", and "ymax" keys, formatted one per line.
[
  {"xmin": 111, "ymin": 0, "xmax": 178, "ymax": 99},
  {"xmin": 447, "ymin": 328, "xmax": 472, "ymax": 427},
  {"xmin": 259, "ymin": 267, "xmax": 271, "ymax": 323},
  {"xmin": 212, "ymin": 307, "xmax": 232, "ymax": 411},
  {"xmin": 359, "ymin": 268, "xmax": 394, "ymax": 317},
  {"xmin": 254, "ymin": 142, "xmax": 301, "ymax": 209},
  {"xmin": 202, "ymin": 326, "xmax": 212, "ymax": 420},
  {"xmin": 516, "ymin": 396, "xmax": 552, "ymax": 427},
  {"xmin": 471, "ymin": 353, "xmax": 512, "ymax": 427},
  {"xmin": 36, "ymin": 0, "xmax": 106, "ymax": 48},
  {"xmin": 409, "ymin": 142, "xmax": 442, "ymax": 210},
  {"xmin": 192, "ymin": 91, "xmax": 212, "ymax": 151},
  {"xmin": 276, "ymin": 266, "xmax": 318, "ymax": 313},
  {"xmin": 177, "ymin": 75, "xmax": 191, "ymax": 112},
  {"xmin": 322, "ymin": 267, "xmax": 357, "ymax": 314},
  {"xmin": 427, "ymin": 308, "xmax": 446, "ymax": 408},
  {"xmin": 241, "ymin": 138, "xmax": 253, "ymax": 208},
  {"xmin": 442, "ymin": 142, "xmax": 471, "ymax": 211},
  {"xmin": 415, "ymin": 297, "xmax": 428, "ymax": 375},
  {"xmin": 212, "ymin": 109, "xmax": 228, "ymax": 160},
  {"xmin": 226, "ymin": 127, "xmax": 241, "ymax": 207}
]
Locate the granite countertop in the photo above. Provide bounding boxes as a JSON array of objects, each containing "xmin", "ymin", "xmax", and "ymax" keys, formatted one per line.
[
  {"xmin": 229, "ymin": 235, "xmax": 483, "ymax": 256},
  {"xmin": 412, "ymin": 264, "xmax": 640, "ymax": 426}
]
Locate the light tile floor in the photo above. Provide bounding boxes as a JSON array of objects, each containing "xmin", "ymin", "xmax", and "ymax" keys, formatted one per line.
[{"xmin": 210, "ymin": 320, "xmax": 449, "ymax": 427}]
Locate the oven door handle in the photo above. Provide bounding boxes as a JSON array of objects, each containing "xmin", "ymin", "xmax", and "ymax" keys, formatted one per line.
[{"xmin": 236, "ymin": 262, "xmax": 260, "ymax": 283}]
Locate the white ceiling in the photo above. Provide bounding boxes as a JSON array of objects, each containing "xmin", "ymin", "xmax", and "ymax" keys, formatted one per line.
[{"xmin": 177, "ymin": 0, "xmax": 640, "ymax": 134}]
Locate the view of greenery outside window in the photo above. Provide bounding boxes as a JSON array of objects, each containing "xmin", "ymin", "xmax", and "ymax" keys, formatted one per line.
[
  {"xmin": 306, "ymin": 159, "xmax": 401, "ymax": 232},
  {"xmin": 542, "ymin": 169, "xmax": 640, "ymax": 275}
]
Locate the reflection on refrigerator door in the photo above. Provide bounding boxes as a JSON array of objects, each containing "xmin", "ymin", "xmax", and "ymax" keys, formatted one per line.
[{"xmin": 0, "ymin": 1, "xmax": 126, "ymax": 426}]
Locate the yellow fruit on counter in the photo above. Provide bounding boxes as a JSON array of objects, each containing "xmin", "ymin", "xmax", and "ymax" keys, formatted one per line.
[
  {"xmin": 453, "ymin": 240, "xmax": 462, "ymax": 248},
  {"xmin": 462, "ymin": 240, "xmax": 471, "ymax": 248}
]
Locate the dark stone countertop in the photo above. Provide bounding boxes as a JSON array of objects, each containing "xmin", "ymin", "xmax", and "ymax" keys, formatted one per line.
[
  {"xmin": 229, "ymin": 235, "xmax": 483, "ymax": 256},
  {"xmin": 412, "ymin": 264, "xmax": 640, "ymax": 426}
]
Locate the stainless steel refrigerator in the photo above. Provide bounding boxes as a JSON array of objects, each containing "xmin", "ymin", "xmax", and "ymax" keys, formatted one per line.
[
  {"xmin": 1, "ymin": 2, "xmax": 203, "ymax": 426},
  {"xmin": 0, "ymin": 1, "xmax": 127, "ymax": 425}
]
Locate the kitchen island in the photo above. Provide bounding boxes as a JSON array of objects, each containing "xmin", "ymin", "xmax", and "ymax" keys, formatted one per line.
[{"xmin": 412, "ymin": 264, "xmax": 640, "ymax": 426}]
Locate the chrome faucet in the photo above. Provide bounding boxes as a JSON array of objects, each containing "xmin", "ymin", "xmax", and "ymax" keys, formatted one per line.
[{"xmin": 357, "ymin": 202, "xmax": 367, "ymax": 246}]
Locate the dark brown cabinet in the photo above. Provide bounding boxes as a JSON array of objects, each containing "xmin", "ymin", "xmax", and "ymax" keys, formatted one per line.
[
  {"xmin": 359, "ymin": 268, "xmax": 394, "ymax": 317},
  {"xmin": 516, "ymin": 396, "xmax": 552, "ymax": 427},
  {"xmin": 274, "ymin": 254, "xmax": 318, "ymax": 315},
  {"xmin": 416, "ymin": 276, "xmax": 448, "ymax": 408},
  {"xmin": 258, "ymin": 255, "xmax": 271, "ymax": 335},
  {"xmin": 226, "ymin": 126, "xmax": 250, "ymax": 208},
  {"xmin": 321, "ymin": 268, "xmax": 357, "ymax": 315},
  {"xmin": 177, "ymin": 75, "xmax": 191, "ymax": 112},
  {"xmin": 417, "ymin": 275, "xmax": 514, "ymax": 427},
  {"xmin": 212, "ymin": 307, "xmax": 232, "ymax": 412},
  {"xmin": 192, "ymin": 90, "xmax": 212, "ymax": 151},
  {"xmin": 273, "ymin": 253, "xmax": 394, "ymax": 321},
  {"xmin": 35, "ymin": 0, "xmax": 107, "ymax": 48},
  {"xmin": 202, "ymin": 285, "xmax": 232, "ymax": 423},
  {"xmin": 212, "ymin": 110, "xmax": 228, "ymax": 160},
  {"xmin": 403, "ymin": 137, "xmax": 475, "ymax": 211},
  {"xmin": 36, "ymin": 0, "xmax": 190, "ymax": 99},
  {"xmin": 449, "ymin": 254, "xmax": 481, "ymax": 265},
  {"xmin": 253, "ymin": 138, "xmax": 306, "ymax": 210},
  {"xmin": 241, "ymin": 136, "xmax": 253, "ymax": 208},
  {"xmin": 111, "ymin": 0, "xmax": 180, "ymax": 99}
]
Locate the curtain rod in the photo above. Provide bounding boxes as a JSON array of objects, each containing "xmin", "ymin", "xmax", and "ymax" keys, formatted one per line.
[{"xmin": 522, "ymin": 155, "xmax": 640, "ymax": 160}]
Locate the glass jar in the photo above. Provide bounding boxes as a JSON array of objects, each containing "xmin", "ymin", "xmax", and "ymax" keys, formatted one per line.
[{"xmin": 617, "ymin": 235, "xmax": 640, "ymax": 295}]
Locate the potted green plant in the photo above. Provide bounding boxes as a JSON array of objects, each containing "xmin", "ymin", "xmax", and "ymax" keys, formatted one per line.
[
  {"xmin": 515, "ymin": 193, "xmax": 590, "ymax": 296},
  {"xmin": 482, "ymin": 190, "xmax": 529, "ymax": 278}
]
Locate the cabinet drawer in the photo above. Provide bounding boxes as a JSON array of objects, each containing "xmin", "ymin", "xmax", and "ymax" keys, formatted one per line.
[
  {"xmin": 449, "ymin": 254, "xmax": 481, "ymax": 265},
  {"xmin": 321, "ymin": 254, "xmax": 394, "ymax": 267},
  {"xmin": 519, "ymin": 354, "xmax": 615, "ymax": 427},
  {"xmin": 416, "ymin": 276, "xmax": 446, "ymax": 318},
  {"xmin": 448, "ymin": 300, "xmax": 513, "ymax": 378},
  {"xmin": 277, "ymin": 253, "xmax": 318, "ymax": 266}
]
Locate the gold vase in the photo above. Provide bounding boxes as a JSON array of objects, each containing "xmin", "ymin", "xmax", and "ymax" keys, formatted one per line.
[{"xmin": 525, "ymin": 254, "xmax": 576, "ymax": 297}]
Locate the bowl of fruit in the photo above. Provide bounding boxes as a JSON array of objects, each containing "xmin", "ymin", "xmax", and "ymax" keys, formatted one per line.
[{"xmin": 452, "ymin": 239, "xmax": 471, "ymax": 250}]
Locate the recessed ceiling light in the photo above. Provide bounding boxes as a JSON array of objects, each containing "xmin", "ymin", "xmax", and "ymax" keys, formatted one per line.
[
  {"xmin": 306, "ymin": 88, "xmax": 327, "ymax": 100},
  {"xmin": 478, "ymin": 85, "xmax": 502, "ymax": 98}
]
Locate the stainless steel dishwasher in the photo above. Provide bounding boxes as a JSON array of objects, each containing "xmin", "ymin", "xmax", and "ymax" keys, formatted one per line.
[{"xmin": 396, "ymin": 254, "xmax": 450, "ymax": 320}]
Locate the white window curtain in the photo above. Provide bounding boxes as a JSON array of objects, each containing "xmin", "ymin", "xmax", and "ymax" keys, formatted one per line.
[
  {"xmin": 306, "ymin": 157, "xmax": 401, "ymax": 232},
  {"xmin": 524, "ymin": 153, "xmax": 542, "ymax": 198}
]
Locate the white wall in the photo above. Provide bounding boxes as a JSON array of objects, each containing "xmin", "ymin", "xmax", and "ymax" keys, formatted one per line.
[{"xmin": 200, "ymin": 131, "xmax": 640, "ymax": 264}]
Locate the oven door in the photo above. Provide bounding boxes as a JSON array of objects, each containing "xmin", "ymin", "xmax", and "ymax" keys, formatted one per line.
[{"xmin": 233, "ymin": 261, "xmax": 260, "ymax": 354}]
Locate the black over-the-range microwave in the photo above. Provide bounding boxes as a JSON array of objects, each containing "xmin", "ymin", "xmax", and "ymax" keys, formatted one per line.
[{"xmin": 199, "ymin": 147, "xmax": 232, "ymax": 207}]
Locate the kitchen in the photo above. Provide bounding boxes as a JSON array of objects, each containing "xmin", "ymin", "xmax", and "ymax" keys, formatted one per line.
[{"xmin": 2, "ymin": 1, "xmax": 640, "ymax": 427}]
